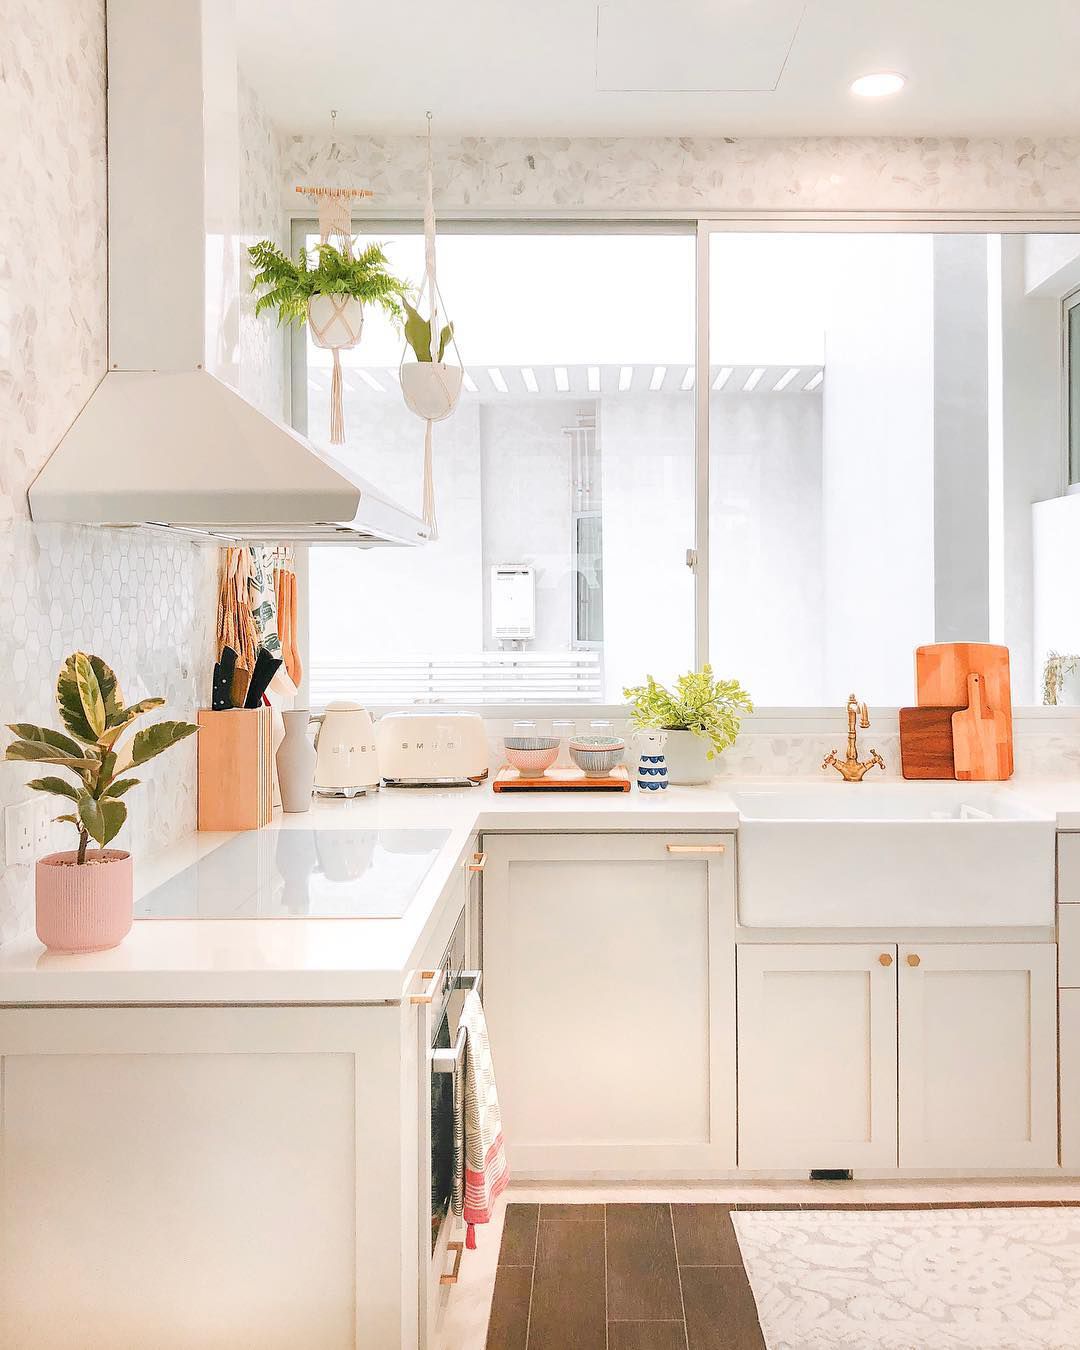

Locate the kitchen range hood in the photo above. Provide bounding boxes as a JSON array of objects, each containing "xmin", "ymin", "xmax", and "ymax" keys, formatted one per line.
[{"xmin": 28, "ymin": 0, "xmax": 427, "ymax": 548}]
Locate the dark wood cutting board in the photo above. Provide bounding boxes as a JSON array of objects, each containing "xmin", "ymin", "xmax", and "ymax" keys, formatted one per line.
[{"xmin": 899, "ymin": 706, "xmax": 960, "ymax": 779}]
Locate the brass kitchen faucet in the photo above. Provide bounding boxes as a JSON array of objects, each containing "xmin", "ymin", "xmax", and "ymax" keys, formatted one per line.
[{"xmin": 823, "ymin": 693, "xmax": 885, "ymax": 782}]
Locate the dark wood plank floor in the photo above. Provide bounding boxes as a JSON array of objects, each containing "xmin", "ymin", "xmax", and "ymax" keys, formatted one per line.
[{"xmin": 486, "ymin": 1199, "xmax": 1080, "ymax": 1350}]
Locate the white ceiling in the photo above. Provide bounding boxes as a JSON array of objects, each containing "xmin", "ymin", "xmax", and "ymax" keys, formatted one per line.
[{"xmin": 236, "ymin": 0, "xmax": 1080, "ymax": 138}]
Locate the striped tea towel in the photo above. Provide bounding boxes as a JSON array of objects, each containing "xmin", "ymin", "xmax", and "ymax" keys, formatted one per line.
[{"xmin": 453, "ymin": 989, "xmax": 509, "ymax": 1248}]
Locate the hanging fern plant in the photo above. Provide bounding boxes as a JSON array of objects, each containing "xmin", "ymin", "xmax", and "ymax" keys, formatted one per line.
[{"xmin": 248, "ymin": 240, "xmax": 410, "ymax": 327}]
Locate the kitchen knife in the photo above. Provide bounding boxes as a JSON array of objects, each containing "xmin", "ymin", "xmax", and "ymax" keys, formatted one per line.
[
  {"xmin": 244, "ymin": 648, "xmax": 283, "ymax": 709},
  {"xmin": 212, "ymin": 646, "xmax": 238, "ymax": 710}
]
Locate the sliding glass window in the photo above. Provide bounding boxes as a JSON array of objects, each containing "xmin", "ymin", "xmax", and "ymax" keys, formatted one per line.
[{"xmin": 295, "ymin": 224, "xmax": 695, "ymax": 707}]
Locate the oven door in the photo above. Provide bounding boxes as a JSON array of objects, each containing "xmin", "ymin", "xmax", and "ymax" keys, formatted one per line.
[{"xmin": 430, "ymin": 967, "xmax": 482, "ymax": 1257}]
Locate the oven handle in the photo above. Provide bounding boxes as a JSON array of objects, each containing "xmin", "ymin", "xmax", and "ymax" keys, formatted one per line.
[{"xmin": 431, "ymin": 970, "xmax": 482, "ymax": 1076}]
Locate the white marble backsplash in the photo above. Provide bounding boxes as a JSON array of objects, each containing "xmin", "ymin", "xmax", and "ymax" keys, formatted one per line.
[{"xmin": 281, "ymin": 133, "xmax": 1080, "ymax": 214}]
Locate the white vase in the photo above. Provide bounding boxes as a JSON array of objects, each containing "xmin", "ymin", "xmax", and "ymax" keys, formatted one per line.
[
  {"xmin": 633, "ymin": 731, "xmax": 669, "ymax": 792},
  {"xmin": 401, "ymin": 362, "xmax": 463, "ymax": 422},
  {"xmin": 276, "ymin": 710, "xmax": 317, "ymax": 813},
  {"xmin": 662, "ymin": 729, "xmax": 713, "ymax": 785}
]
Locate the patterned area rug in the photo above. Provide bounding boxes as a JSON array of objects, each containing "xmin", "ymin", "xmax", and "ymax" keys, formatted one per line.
[{"xmin": 733, "ymin": 1207, "xmax": 1080, "ymax": 1350}]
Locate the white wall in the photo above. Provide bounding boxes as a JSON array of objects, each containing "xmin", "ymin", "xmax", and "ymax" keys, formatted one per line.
[
  {"xmin": 601, "ymin": 395, "xmax": 696, "ymax": 698},
  {"xmin": 0, "ymin": 0, "xmax": 219, "ymax": 948},
  {"xmin": 822, "ymin": 235, "xmax": 935, "ymax": 706},
  {"xmin": 710, "ymin": 393, "xmax": 825, "ymax": 704},
  {"xmin": 480, "ymin": 401, "xmax": 576, "ymax": 652}
]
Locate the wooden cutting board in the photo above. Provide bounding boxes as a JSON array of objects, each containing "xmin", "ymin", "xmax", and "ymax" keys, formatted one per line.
[
  {"xmin": 899, "ymin": 706, "xmax": 960, "ymax": 779},
  {"xmin": 952, "ymin": 673, "xmax": 1011, "ymax": 781},
  {"xmin": 915, "ymin": 642, "xmax": 1013, "ymax": 777}
]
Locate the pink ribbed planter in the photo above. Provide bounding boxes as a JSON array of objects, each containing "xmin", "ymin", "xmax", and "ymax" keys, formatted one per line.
[{"xmin": 35, "ymin": 850, "xmax": 133, "ymax": 953}]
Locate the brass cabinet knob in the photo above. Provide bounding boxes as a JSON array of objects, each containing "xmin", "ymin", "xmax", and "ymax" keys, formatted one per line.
[
  {"xmin": 907, "ymin": 953, "xmax": 921, "ymax": 967},
  {"xmin": 878, "ymin": 953, "xmax": 893, "ymax": 966}
]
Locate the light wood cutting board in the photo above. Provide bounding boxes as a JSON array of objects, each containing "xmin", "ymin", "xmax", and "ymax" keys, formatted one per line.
[
  {"xmin": 952, "ymin": 673, "xmax": 1011, "ymax": 782},
  {"xmin": 915, "ymin": 642, "xmax": 1013, "ymax": 777}
]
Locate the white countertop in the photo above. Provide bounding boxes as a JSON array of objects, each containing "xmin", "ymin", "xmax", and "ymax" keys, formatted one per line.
[{"xmin": 1, "ymin": 776, "xmax": 1078, "ymax": 1007}]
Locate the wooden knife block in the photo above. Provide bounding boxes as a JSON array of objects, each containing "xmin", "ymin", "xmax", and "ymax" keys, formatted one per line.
[{"xmin": 197, "ymin": 708, "xmax": 273, "ymax": 831}]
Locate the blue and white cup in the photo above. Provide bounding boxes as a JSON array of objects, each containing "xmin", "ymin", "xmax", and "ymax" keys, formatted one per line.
[{"xmin": 634, "ymin": 731, "xmax": 669, "ymax": 792}]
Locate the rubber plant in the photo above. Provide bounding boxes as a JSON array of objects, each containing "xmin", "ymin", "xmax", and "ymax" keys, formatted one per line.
[
  {"xmin": 4, "ymin": 653, "xmax": 198, "ymax": 863},
  {"xmin": 623, "ymin": 665, "xmax": 754, "ymax": 760}
]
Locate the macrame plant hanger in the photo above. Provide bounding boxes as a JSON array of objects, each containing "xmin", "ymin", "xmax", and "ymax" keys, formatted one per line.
[
  {"xmin": 296, "ymin": 111, "xmax": 374, "ymax": 444},
  {"xmin": 400, "ymin": 112, "xmax": 463, "ymax": 540}
]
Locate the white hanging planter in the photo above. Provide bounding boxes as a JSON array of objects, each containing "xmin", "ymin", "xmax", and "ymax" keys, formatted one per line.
[
  {"xmin": 401, "ymin": 362, "xmax": 463, "ymax": 422},
  {"xmin": 307, "ymin": 294, "xmax": 364, "ymax": 444}
]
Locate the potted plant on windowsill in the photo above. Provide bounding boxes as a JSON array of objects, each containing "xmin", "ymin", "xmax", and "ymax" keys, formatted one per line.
[
  {"xmin": 4, "ymin": 653, "xmax": 197, "ymax": 953},
  {"xmin": 248, "ymin": 239, "xmax": 409, "ymax": 443},
  {"xmin": 623, "ymin": 665, "xmax": 753, "ymax": 785}
]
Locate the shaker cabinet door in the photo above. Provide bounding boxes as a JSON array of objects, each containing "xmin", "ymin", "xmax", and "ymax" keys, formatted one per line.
[
  {"xmin": 482, "ymin": 833, "xmax": 735, "ymax": 1177},
  {"xmin": 737, "ymin": 943, "xmax": 899, "ymax": 1170},
  {"xmin": 897, "ymin": 942, "xmax": 1058, "ymax": 1169}
]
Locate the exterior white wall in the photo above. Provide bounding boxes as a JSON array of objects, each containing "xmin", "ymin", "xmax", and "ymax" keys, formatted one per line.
[
  {"xmin": 822, "ymin": 235, "xmax": 935, "ymax": 707},
  {"xmin": 309, "ymin": 398, "xmax": 484, "ymax": 658},
  {"xmin": 479, "ymin": 401, "xmax": 577, "ymax": 652},
  {"xmin": 711, "ymin": 393, "xmax": 825, "ymax": 704},
  {"xmin": 601, "ymin": 395, "xmax": 696, "ymax": 698},
  {"xmin": 933, "ymin": 235, "xmax": 991, "ymax": 644},
  {"xmin": 997, "ymin": 236, "xmax": 1065, "ymax": 702}
]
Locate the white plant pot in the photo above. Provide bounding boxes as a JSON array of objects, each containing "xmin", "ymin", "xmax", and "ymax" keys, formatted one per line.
[
  {"xmin": 662, "ymin": 729, "xmax": 713, "ymax": 785},
  {"xmin": 401, "ymin": 362, "xmax": 463, "ymax": 422},
  {"xmin": 1061, "ymin": 668, "xmax": 1080, "ymax": 706},
  {"xmin": 306, "ymin": 293, "xmax": 364, "ymax": 350}
]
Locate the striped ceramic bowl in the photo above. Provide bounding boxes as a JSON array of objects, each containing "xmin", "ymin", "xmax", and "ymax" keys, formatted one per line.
[{"xmin": 568, "ymin": 736, "xmax": 625, "ymax": 777}]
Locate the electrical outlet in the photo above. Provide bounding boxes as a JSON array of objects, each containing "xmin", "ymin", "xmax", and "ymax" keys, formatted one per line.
[
  {"xmin": 34, "ymin": 798, "xmax": 52, "ymax": 853},
  {"xmin": 4, "ymin": 800, "xmax": 37, "ymax": 866}
]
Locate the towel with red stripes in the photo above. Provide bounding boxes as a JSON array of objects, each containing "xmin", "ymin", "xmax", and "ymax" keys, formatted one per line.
[{"xmin": 453, "ymin": 988, "xmax": 509, "ymax": 1248}]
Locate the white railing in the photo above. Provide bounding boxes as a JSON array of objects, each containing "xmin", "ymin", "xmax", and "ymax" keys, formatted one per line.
[{"xmin": 310, "ymin": 651, "xmax": 604, "ymax": 707}]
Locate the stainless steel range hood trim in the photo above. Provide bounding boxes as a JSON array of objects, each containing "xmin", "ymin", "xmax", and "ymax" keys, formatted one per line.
[{"xmin": 27, "ymin": 369, "xmax": 431, "ymax": 547}]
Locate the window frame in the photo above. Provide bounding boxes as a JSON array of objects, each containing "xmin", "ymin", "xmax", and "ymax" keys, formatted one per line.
[
  {"xmin": 290, "ymin": 212, "xmax": 1080, "ymax": 717},
  {"xmin": 1065, "ymin": 285, "xmax": 1080, "ymax": 489}
]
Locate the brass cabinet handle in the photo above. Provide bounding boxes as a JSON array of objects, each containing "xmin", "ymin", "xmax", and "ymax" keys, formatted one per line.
[
  {"xmin": 666, "ymin": 843, "xmax": 726, "ymax": 854},
  {"xmin": 410, "ymin": 969, "xmax": 443, "ymax": 1005},
  {"xmin": 907, "ymin": 953, "xmax": 921, "ymax": 968},
  {"xmin": 440, "ymin": 1240, "xmax": 465, "ymax": 1286},
  {"xmin": 878, "ymin": 953, "xmax": 893, "ymax": 967},
  {"xmin": 467, "ymin": 851, "xmax": 487, "ymax": 873}
]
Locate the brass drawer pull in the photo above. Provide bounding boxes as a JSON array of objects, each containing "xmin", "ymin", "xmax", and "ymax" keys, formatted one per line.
[
  {"xmin": 467, "ymin": 851, "xmax": 487, "ymax": 873},
  {"xmin": 440, "ymin": 1240, "xmax": 465, "ymax": 1285},
  {"xmin": 410, "ymin": 969, "xmax": 443, "ymax": 1005},
  {"xmin": 907, "ymin": 953, "xmax": 921, "ymax": 968},
  {"xmin": 666, "ymin": 843, "xmax": 726, "ymax": 854},
  {"xmin": 878, "ymin": 953, "xmax": 893, "ymax": 967}
]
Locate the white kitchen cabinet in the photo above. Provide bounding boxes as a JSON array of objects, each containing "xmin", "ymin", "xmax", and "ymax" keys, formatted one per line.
[
  {"xmin": 737, "ymin": 944, "xmax": 899, "ymax": 1170},
  {"xmin": 481, "ymin": 832, "xmax": 735, "ymax": 1177},
  {"xmin": 0, "ymin": 1002, "xmax": 419, "ymax": 1350},
  {"xmin": 897, "ymin": 942, "xmax": 1058, "ymax": 1169},
  {"xmin": 1060, "ymin": 991, "xmax": 1080, "ymax": 1171}
]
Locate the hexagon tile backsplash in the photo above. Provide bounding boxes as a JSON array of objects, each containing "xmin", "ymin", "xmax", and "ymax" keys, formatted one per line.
[{"xmin": 0, "ymin": 521, "xmax": 218, "ymax": 947}]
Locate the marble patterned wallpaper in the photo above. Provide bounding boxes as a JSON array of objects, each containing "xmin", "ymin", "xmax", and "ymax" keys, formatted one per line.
[
  {"xmin": 238, "ymin": 72, "xmax": 289, "ymax": 421},
  {"xmin": 0, "ymin": 0, "xmax": 220, "ymax": 947},
  {"xmin": 280, "ymin": 133, "xmax": 1080, "ymax": 214}
]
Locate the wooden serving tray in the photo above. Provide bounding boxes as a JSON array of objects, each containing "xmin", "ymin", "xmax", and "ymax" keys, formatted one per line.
[{"xmin": 492, "ymin": 765, "xmax": 632, "ymax": 792}]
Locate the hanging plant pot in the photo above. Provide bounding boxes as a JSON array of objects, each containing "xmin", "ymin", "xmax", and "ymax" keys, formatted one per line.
[
  {"xmin": 307, "ymin": 294, "xmax": 364, "ymax": 445},
  {"xmin": 307, "ymin": 293, "xmax": 364, "ymax": 349},
  {"xmin": 401, "ymin": 362, "xmax": 463, "ymax": 422}
]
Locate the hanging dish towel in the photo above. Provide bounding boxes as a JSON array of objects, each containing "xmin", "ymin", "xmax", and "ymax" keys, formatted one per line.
[{"xmin": 453, "ymin": 988, "xmax": 509, "ymax": 1248}]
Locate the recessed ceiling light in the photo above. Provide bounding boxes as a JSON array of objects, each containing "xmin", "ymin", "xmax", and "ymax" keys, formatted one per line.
[
  {"xmin": 521, "ymin": 367, "xmax": 539, "ymax": 393},
  {"xmin": 619, "ymin": 366, "xmax": 633, "ymax": 391},
  {"xmin": 587, "ymin": 366, "xmax": 601, "ymax": 392},
  {"xmin": 850, "ymin": 71, "xmax": 906, "ymax": 98},
  {"xmin": 554, "ymin": 367, "xmax": 570, "ymax": 392}
]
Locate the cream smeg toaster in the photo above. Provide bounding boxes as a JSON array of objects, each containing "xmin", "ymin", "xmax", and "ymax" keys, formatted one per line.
[{"xmin": 375, "ymin": 712, "xmax": 489, "ymax": 787}]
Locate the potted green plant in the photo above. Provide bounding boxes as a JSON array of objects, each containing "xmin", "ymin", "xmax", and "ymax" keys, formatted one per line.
[
  {"xmin": 4, "ymin": 653, "xmax": 197, "ymax": 952},
  {"xmin": 400, "ymin": 297, "xmax": 462, "ymax": 421},
  {"xmin": 623, "ymin": 665, "xmax": 753, "ymax": 785},
  {"xmin": 248, "ymin": 239, "xmax": 409, "ymax": 443}
]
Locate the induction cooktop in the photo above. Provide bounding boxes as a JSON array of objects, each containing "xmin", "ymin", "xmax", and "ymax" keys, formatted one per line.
[{"xmin": 134, "ymin": 829, "xmax": 451, "ymax": 920}]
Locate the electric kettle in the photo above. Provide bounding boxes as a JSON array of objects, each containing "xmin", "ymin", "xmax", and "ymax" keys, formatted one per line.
[{"xmin": 312, "ymin": 701, "xmax": 380, "ymax": 797}]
